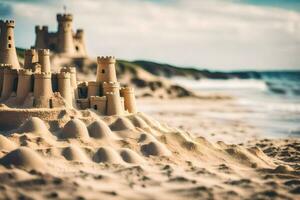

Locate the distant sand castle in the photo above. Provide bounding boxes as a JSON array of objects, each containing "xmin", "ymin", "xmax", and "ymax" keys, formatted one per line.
[
  {"xmin": 0, "ymin": 14, "xmax": 137, "ymax": 116},
  {"xmin": 35, "ymin": 13, "xmax": 87, "ymax": 57}
]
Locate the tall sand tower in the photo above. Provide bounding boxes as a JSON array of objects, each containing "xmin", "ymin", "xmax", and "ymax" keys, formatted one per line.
[
  {"xmin": 96, "ymin": 56, "xmax": 117, "ymax": 83},
  {"xmin": 0, "ymin": 20, "xmax": 20, "ymax": 68},
  {"xmin": 57, "ymin": 14, "xmax": 75, "ymax": 54}
]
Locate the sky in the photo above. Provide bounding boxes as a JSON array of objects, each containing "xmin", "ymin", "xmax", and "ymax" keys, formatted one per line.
[{"xmin": 0, "ymin": 0, "xmax": 300, "ymax": 71}]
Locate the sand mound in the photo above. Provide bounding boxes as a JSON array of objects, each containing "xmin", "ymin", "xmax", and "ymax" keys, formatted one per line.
[
  {"xmin": 17, "ymin": 117, "xmax": 49, "ymax": 134},
  {"xmin": 93, "ymin": 147, "xmax": 124, "ymax": 164},
  {"xmin": 60, "ymin": 119, "xmax": 89, "ymax": 139},
  {"xmin": 119, "ymin": 148, "xmax": 145, "ymax": 164},
  {"xmin": 225, "ymin": 145, "xmax": 272, "ymax": 168},
  {"xmin": 88, "ymin": 120, "xmax": 113, "ymax": 139},
  {"xmin": 109, "ymin": 117, "xmax": 135, "ymax": 131},
  {"xmin": 138, "ymin": 132, "xmax": 158, "ymax": 143},
  {"xmin": 138, "ymin": 113, "xmax": 161, "ymax": 127},
  {"xmin": 129, "ymin": 116, "xmax": 149, "ymax": 128},
  {"xmin": 0, "ymin": 135, "xmax": 17, "ymax": 151},
  {"xmin": 141, "ymin": 141, "xmax": 171, "ymax": 157},
  {"xmin": 0, "ymin": 147, "xmax": 46, "ymax": 171},
  {"xmin": 61, "ymin": 145, "xmax": 89, "ymax": 162}
]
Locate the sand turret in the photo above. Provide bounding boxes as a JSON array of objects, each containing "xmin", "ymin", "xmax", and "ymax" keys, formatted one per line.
[
  {"xmin": 16, "ymin": 69, "xmax": 33, "ymax": 104},
  {"xmin": 0, "ymin": 20, "xmax": 20, "ymax": 68},
  {"xmin": 96, "ymin": 56, "xmax": 117, "ymax": 83},
  {"xmin": 38, "ymin": 49, "xmax": 51, "ymax": 73},
  {"xmin": 103, "ymin": 82, "xmax": 120, "ymax": 96},
  {"xmin": 106, "ymin": 92, "xmax": 123, "ymax": 116},
  {"xmin": 35, "ymin": 26, "xmax": 48, "ymax": 49},
  {"xmin": 120, "ymin": 87, "xmax": 137, "ymax": 113},
  {"xmin": 24, "ymin": 49, "xmax": 38, "ymax": 70},
  {"xmin": 57, "ymin": 71, "xmax": 73, "ymax": 107},
  {"xmin": 0, "ymin": 64, "xmax": 12, "ymax": 95},
  {"xmin": 33, "ymin": 72, "xmax": 53, "ymax": 107},
  {"xmin": 57, "ymin": 14, "xmax": 75, "ymax": 54},
  {"xmin": 1, "ymin": 67, "xmax": 18, "ymax": 100}
]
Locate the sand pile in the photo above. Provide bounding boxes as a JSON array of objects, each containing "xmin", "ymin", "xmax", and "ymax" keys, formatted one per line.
[
  {"xmin": 0, "ymin": 135, "xmax": 17, "ymax": 151},
  {"xmin": 17, "ymin": 117, "xmax": 49, "ymax": 135},
  {"xmin": 0, "ymin": 110, "xmax": 299, "ymax": 199},
  {"xmin": 109, "ymin": 117, "xmax": 135, "ymax": 131},
  {"xmin": 0, "ymin": 147, "xmax": 46, "ymax": 171},
  {"xmin": 60, "ymin": 119, "xmax": 89, "ymax": 139},
  {"xmin": 61, "ymin": 145, "xmax": 90, "ymax": 162},
  {"xmin": 88, "ymin": 120, "xmax": 115, "ymax": 139},
  {"xmin": 93, "ymin": 146, "xmax": 125, "ymax": 164}
]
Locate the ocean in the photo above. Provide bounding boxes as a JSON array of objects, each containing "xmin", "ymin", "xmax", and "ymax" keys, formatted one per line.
[{"xmin": 173, "ymin": 71, "xmax": 300, "ymax": 138}]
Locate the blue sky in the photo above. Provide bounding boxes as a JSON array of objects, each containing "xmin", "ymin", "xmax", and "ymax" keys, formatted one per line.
[{"xmin": 0, "ymin": 0, "xmax": 300, "ymax": 70}]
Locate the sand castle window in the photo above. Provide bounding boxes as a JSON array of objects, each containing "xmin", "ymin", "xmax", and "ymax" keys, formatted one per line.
[
  {"xmin": 8, "ymin": 36, "xmax": 11, "ymax": 40},
  {"xmin": 102, "ymin": 69, "xmax": 105, "ymax": 74},
  {"xmin": 75, "ymin": 46, "xmax": 79, "ymax": 51},
  {"xmin": 93, "ymin": 105, "xmax": 97, "ymax": 110},
  {"xmin": 8, "ymin": 44, "xmax": 11, "ymax": 48}
]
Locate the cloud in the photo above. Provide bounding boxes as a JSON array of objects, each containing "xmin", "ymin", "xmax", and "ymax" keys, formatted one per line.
[{"xmin": 4, "ymin": 0, "xmax": 300, "ymax": 70}]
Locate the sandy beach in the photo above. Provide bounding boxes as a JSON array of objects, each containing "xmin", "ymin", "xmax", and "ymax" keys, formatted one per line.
[{"xmin": 0, "ymin": 95, "xmax": 299, "ymax": 200}]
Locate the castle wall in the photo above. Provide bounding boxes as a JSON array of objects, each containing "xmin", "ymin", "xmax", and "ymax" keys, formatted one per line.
[
  {"xmin": 105, "ymin": 92, "xmax": 123, "ymax": 116},
  {"xmin": 96, "ymin": 56, "xmax": 117, "ymax": 83},
  {"xmin": 33, "ymin": 72, "xmax": 53, "ymax": 108},
  {"xmin": 87, "ymin": 81, "xmax": 100, "ymax": 97},
  {"xmin": 76, "ymin": 98, "xmax": 89, "ymax": 109},
  {"xmin": 1, "ymin": 68, "xmax": 18, "ymax": 100},
  {"xmin": 16, "ymin": 69, "xmax": 33, "ymax": 104},
  {"xmin": 120, "ymin": 87, "xmax": 137, "ymax": 113},
  {"xmin": 0, "ymin": 20, "xmax": 20, "ymax": 69},
  {"xmin": 90, "ymin": 96, "xmax": 106, "ymax": 115},
  {"xmin": 57, "ymin": 72, "xmax": 73, "ymax": 107},
  {"xmin": 103, "ymin": 82, "xmax": 120, "ymax": 96}
]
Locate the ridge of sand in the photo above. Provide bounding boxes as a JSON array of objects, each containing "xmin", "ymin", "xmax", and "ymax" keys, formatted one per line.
[{"xmin": 0, "ymin": 111, "xmax": 299, "ymax": 199}]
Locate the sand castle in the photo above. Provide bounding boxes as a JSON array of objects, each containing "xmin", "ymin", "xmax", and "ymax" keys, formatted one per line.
[
  {"xmin": 35, "ymin": 13, "xmax": 87, "ymax": 57},
  {"xmin": 0, "ymin": 17, "xmax": 137, "ymax": 116}
]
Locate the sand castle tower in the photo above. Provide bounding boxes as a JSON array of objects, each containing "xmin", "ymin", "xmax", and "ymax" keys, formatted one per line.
[
  {"xmin": 0, "ymin": 66, "xmax": 17, "ymax": 100},
  {"xmin": 23, "ymin": 49, "xmax": 38, "ymax": 70},
  {"xmin": 16, "ymin": 69, "xmax": 33, "ymax": 104},
  {"xmin": 57, "ymin": 71, "xmax": 73, "ymax": 107},
  {"xmin": 33, "ymin": 49, "xmax": 53, "ymax": 107},
  {"xmin": 96, "ymin": 56, "xmax": 117, "ymax": 84},
  {"xmin": 0, "ymin": 20, "xmax": 20, "ymax": 68},
  {"xmin": 35, "ymin": 26, "xmax": 48, "ymax": 50},
  {"xmin": 120, "ymin": 87, "xmax": 137, "ymax": 113},
  {"xmin": 57, "ymin": 14, "xmax": 75, "ymax": 55}
]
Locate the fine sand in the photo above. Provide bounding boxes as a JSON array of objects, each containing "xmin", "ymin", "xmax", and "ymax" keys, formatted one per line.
[{"xmin": 0, "ymin": 97, "xmax": 299, "ymax": 200}]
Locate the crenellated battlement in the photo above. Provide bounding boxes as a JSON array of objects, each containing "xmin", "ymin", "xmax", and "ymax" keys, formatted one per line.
[
  {"xmin": 1, "ymin": 20, "xmax": 15, "ymax": 28},
  {"xmin": 57, "ymin": 13, "xmax": 73, "ymax": 22},
  {"xmin": 25, "ymin": 49, "xmax": 36, "ymax": 56},
  {"xmin": 97, "ymin": 56, "xmax": 116, "ymax": 64},
  {"xmin": 57, "ymin": 72, "xmax": 70, "ymax": 79},
  {"xmin": 34, "ymin": 72, "xmax": 52, "ymax": 79},
  {"xmin": 0, "ymin": 64, "xmax": 13, "ymax": 68},
  {"xmin": 3, "ymin": 68, "xmax": 18, "ymax": 75},
  {"xmin": 120, "ymin": 86, "xmax": 135, "ymax": 94},
  {"xmin": 19, "ymin": 69, "xmax": 33, "ymax": 76},
  {"xmin": 90, "ymin": 96, "xmax": 106, "ymax": 101},
  {"xmin": 38, "ymin": 49, "xmax": 50, "ymax": 56},
  {"xmin": 61, "ymin": 66, "xmax": 76, "ymax": 73}
]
